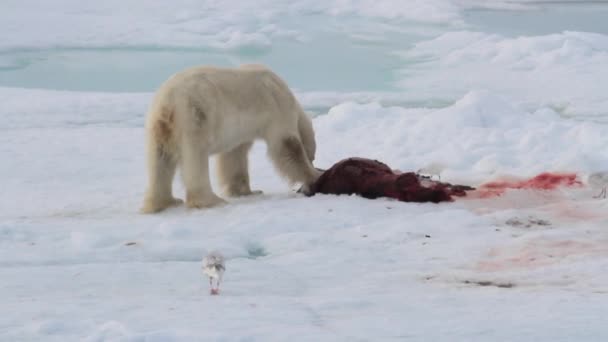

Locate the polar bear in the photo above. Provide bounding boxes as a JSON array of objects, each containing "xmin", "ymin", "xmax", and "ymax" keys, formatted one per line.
[{"xmin": 141, "ymin": 64, "xmax": 321, "ymax": 213}]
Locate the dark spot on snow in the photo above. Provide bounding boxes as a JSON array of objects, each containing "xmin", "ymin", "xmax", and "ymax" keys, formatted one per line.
[
  {"xmin": 505, "ymin": 216, "xmax": 551, "ymax": 229},
  {"xmin": 125, "ymin": 242, "xmax": 137, "ymax": 246},
  {"xmin": 425, "ymin": 234, "xmax": 431, "ymax": 238},
  {"xmin": 463, "ymin": 280, "xmax": 515, "ymax": 288},
  {"xmin": 361, "ymin": 234, "xmax": 368, "ymax": 238},
  {"xmin": 247, "ymin": 243, "xmax": 268, "ymax": 259},
  {"xmin": 531, "ymin": 218, "xmax": 551, "ymax": 226}
]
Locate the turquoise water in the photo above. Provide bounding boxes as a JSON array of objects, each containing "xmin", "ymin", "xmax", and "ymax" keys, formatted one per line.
[
  {"xmin": 0, "ymin": 37, "xmax": 403, "ymax": 93},
  {"xmin": 0, "ymin": 15, "xmax": 410, "ymax": 93}
]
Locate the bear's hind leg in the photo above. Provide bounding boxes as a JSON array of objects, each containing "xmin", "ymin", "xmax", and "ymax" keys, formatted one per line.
[
  {"xmin": 217, "ymin": 141, "xmax": 263, "ymax": 197},
  {"xmin": 180, "ymin": 134, "xmax": 227, "ymax": 209},
  {"xmin": 141, "ymin": 144, "xmax": 182, "ymax": 214}
]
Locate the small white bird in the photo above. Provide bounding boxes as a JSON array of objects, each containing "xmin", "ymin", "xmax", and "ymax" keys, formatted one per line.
[
  {"xmin": 417, "ymin": 162, "xmax": 446, "ymax": 181},
  {"xmin": 202, "ymin": 251, "xmax": 225, "ymax": 295},
  {"xmin": 588, "ymin": 171, "xmax": 608, "ymax": 199}
]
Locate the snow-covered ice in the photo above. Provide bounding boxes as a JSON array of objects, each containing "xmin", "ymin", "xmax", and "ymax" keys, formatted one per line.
[
  {"xmin": 398, "ymin": 30, "xmax": 608, "ymax": 118},
  {"xmin": 1, "ymin": 1, "xmax": 608, "ymax": 341}
]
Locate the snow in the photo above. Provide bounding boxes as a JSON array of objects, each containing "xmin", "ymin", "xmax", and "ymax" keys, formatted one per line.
[
  {"xmin": 2, "ymin": 1, "xmax": 608, "ymax": 341},
  {"xmin": 315, "ymin": 91, "xmax": 608, "ymax": 183},
  {"xmin": 323, "ymin": 0, "xmax": 462, "ymax": 24},
  {"xmin": 398, "ymin": 31, "xmax": 608, "ymax": 118},
  {"xmin": 0, "ymin": 0, "xmax": 458, "ymax": 51},
  {"xmin": 4, "ymin": 1, "xmax": 598, "ymax": 52},
  {"xmin": 0, "ymin": 0, "xmax": 284, "ymax": 51}
]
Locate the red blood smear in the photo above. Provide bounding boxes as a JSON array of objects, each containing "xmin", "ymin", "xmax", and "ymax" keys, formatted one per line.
[{"xmin": 477, "ymin": 172, "xmax": 582, "ymax": 198}]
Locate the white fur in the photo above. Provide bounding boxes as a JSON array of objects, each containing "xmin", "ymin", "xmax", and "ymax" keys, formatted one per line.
[{"xmin": 141, "ymin": 64, "xmax": 321, "ymax": 213}]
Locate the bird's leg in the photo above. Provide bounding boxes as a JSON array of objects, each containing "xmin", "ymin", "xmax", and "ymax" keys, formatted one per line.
[
  {"xmin": 209, "ymin": 278, "xmax": 221, "ymax": 295},
  {"xmin": 209, "ymin": 277, "xmax": 213, "ymax": 289},
  {"xmin": 602, "ymin": 187, "xmax": 607, "ymax": 199}
]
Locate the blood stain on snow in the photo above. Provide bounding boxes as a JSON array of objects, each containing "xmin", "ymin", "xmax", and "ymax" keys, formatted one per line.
[
  {"xmin": 477, "ymin": 239, "xmax": 607, "ymax": 272},
  {"xmin": 473, "ymin": 172, "xmax": 582, "ymax": 199}
]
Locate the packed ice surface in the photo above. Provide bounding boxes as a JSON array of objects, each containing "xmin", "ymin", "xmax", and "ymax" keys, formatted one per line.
[{"xmin": 1, "ymin": 1, "xmax": 608, "ymax": 341}]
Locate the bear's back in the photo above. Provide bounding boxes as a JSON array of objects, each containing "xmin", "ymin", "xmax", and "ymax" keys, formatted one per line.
[{"xmin": 162, "ymin": 64, "xmax": 298, "ymax": 114}]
